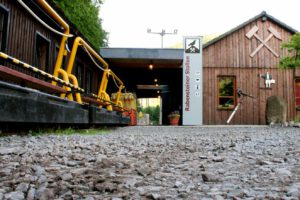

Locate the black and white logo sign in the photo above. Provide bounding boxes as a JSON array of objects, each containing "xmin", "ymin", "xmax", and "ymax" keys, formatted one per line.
[{"xmin": 185, "ymin": 38, "xmax": 200, "ymax": 53}]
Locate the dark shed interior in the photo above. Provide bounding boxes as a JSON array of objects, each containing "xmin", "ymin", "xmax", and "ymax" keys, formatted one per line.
[{"xmin": 100, "ymin": 48, "xmax": 183, "ymax": 125}]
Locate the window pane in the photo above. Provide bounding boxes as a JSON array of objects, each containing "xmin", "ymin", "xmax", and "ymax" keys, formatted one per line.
[
  {"xmin": 219, "ymin": 97, "xmax": 234, "ymax": 109},
  {"xmin": 218, "ymin": 76, "xmax": 235, "ymax": 109},
  {"xmin": 219, "ymin": 77, "xmax": 234, "ymax": 96}
]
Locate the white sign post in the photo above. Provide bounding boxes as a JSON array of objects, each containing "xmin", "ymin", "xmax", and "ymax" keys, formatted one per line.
[{"xmin": 182, "ymin": 36, "xmax": 203, "ymax": 125}]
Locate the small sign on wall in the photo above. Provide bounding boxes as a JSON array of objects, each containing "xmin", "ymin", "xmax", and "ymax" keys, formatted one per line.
[
  {"xmin": 182, "ymin": 36, "xmax": 203, "ymax": 125},
  {"xmin": 185, "ymin": 38, "xmax": 201, "ymax": 53},
  {"xmin": 259, "ymin": 72, "xmax": 276, "ymax": 89}
]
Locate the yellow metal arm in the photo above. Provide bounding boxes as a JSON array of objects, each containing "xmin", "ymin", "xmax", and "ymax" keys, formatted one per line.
[
  {"xmin": 36, "ymin": 0, "xmax": 70, "ymax": 85},
  {"xmin": 109, "ymin": 70, "xmax": 124, "ymax": 86},
  {"xmin": 97, "ymin": 69, "xmax": 112, "ymax": 110},
  {"xmin": 58, "ymin": 68, "xmax": 73, "ymax": 100},
  {"xmin": 66, "ymin": 37, "xmax": 109, "ymax": 74},
  {"xmin": 68, "ymin": 74, "xmax": 82, "ymax": 103},
  {"xmin": 114, "ymin": 85, "xmax": 124, "ymax": 110},
  {"xmin": 35, "ymin": 2, "xmax": 126, "ymax": 109},
  {"xmin": 36, "ymin": 0, "xmax": 81, "ymax": 102},
  {"xmin": 109, "ymin": 70, "xmax": 124, "ymax": 109},
  {"xmin": 67, "ymin": 37, "xmax": 112, "ymax": 108}
]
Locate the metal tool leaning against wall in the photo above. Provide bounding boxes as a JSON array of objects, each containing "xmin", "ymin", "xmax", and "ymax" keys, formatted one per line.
[{"xmin": 226, "ymin": 89, "xmax": 256, "ymax": 124}]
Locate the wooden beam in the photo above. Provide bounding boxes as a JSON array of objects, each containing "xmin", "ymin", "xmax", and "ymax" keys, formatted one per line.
[{"xmin": 0, "ymin": 65, "xmax": 67, "ymax": 94}]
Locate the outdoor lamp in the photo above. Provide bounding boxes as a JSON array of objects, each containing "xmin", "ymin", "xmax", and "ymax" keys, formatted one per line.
[{"xmin": 149, "ymin": 64, "xmax": 153, "ymax": 70}]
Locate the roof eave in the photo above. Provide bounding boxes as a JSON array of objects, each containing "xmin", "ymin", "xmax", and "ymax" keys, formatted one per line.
[{"xmin": 203, "ymin": 11, "xmax": 298, "ymax": 49}]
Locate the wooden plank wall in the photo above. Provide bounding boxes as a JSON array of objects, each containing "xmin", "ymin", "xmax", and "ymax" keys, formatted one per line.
[
  {"xmin": 0, "ymin": 0, "xmax": 60, "ymax": 72},
  {"xmin": 0, "ymin": 0, "xmax": 102, "ymax": 94},
  {"xmin": 203, "ymin": 68, "xmax": 295, "ymax": 124},
  {"xmin": 203, "ymin": 17, "xmax": 296, "ymax": 124}
]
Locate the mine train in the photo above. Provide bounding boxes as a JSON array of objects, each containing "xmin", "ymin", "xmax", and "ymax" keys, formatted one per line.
[{"xmin": 0, "ymin": 0, "xmax": 136, "ymax": 127}]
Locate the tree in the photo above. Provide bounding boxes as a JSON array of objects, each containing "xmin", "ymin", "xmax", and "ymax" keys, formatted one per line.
[
  {"xmin": 53, "ymin": 0, "xmax": 108, "ymax": 48},
  {"xmin": 279, "ymin": 33, "xmax": 300, "ymax": 69},
  {"xmin": 142, "ymin": 106, "xmax": 160, "ymax": 125}
]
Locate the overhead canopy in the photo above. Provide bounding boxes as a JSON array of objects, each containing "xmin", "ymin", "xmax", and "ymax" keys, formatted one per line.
[
  {"xmin": 100, "ymin": 48, "xmax": 183, "ymax": 69},
  {"xmin": 100, "ymin": 48, "xmax": 184, "ymax": 98}
]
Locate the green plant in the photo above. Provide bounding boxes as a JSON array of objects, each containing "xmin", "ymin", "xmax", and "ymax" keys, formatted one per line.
[
  {"xmin": 142, "ymin": 105, "xmax": 160, "ymax": 125},
  {"xmin": 168, "ymin": 111, "xmax": 180, "ymax": 125},
  {"xmin": 53, "ymin": 0, "xmax": 108, "ymax": 48},
  {"xmin": 279, "ymin": 33, "xmax": 300, "ymax": 69},
  {"xmin": 294, "ymin": 115, "xmax": 300, "ymax": 123},
  {"xmin": 168, "ymin": 110, "xmax": 180, "ymax": 118}
]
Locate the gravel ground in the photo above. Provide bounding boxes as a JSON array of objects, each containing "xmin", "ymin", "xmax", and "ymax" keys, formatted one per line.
[{"xmin": 0, "ymin": 126, "xmax": 300, "ymax": 200}]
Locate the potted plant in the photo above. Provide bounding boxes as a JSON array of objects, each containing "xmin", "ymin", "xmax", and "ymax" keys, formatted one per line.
[{"xmin": 168, "ymin": 111, "xmax": 180, "ymax": 125}]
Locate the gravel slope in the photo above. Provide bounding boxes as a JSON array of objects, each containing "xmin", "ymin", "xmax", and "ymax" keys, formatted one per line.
[{"xmin": 0, "ymin": 126, "xmax": 300, "ymax": 199}]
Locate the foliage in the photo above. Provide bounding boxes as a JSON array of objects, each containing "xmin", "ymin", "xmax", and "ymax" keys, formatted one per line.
[
  {"xmin": 136, "ymin": 100, "xmax": 142, "ymax": 112},
  {"xmin": 53, "ymin": 0, "xmax": 108, "ymax": 48},
  {"xmin": 219, "ymin": 77, "xmax": 233, "ymax": 96},
  {"xmin": 294, "ymin": 115, "xmax": 300, "ymax": 123},
  {"xmin": 279, "ymin": 33, "xmax": 300, "ymax": 69},
  {"xmin": 142, "ymin": 105, "xmax": 160, "ymax": 125},
  {"xmin": 168, "ymin": 110, "xmax": 180, "ymax": 118}
]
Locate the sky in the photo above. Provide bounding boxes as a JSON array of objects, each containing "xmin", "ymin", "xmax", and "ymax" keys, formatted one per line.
[{"xmin": 100, "ymin": 0, "xmax": 300, "ymax": 48}]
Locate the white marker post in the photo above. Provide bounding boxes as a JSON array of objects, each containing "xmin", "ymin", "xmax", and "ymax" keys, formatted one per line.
[{"xmin": 182, "ymin": 36, "xmax": 203, "ymax": 125}]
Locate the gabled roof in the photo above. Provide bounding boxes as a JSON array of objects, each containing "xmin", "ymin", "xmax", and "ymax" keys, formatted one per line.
[{"xmin": 203, "ymin": 11, "xmax": 298, "ymax": 48}]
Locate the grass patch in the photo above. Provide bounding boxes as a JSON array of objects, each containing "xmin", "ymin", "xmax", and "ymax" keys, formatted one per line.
[
  {"xmin": 30, "ymin": 127, "xmax": 111, "ymax": 136},
  {"xmin": 294, "ymin": 116, "xmax": 300, "ymax": 123}
]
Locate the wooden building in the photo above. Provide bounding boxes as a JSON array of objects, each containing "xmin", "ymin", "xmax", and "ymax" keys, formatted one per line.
[
  {"xmin": 0, "ymin": 0, "xmax": 106, "ymax": 95},
  {"xmin": 203, "ymin": 11, "xmax": 299, "ymax": 124}
]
